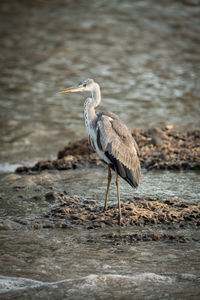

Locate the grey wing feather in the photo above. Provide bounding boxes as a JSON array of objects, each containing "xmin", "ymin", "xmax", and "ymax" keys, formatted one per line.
[{"xmin": 96, "ymin": 112, "xmax": 141, "ymax": 188}]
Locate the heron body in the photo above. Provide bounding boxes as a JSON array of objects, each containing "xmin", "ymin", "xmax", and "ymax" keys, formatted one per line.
[{"xmin": 60, "ymin": 78, "xmax": 141, "ymax": 225}]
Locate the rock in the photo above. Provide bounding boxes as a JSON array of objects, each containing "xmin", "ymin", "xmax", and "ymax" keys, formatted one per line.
[
  {"xmin": 1, "ymin": 254, "xmax": 17, "ymax": 262},
  {"xmin": 0, "ymin": 219, "xmax": 22, "ymax": 230},
  {"xmin": 45, "ymin": 192, "xmax": 57, "ymax": 202},
  {"xmin": 165, "ymin": 125, "xmax": 174, "ymax": 130},
  {"xmin": 150, "ymin": 136, "xmax": 164, "ymax": 147},
  {"xmin": 2, "ymin": 174, "xmax": 21, "ymax": 182},
  {"xmin": 30, "ymin": 195, "xmax": 43, "ymax": 201},
  {"xmin": 63, "ymin": 155, "xmax": 75, "ymax": 162}
]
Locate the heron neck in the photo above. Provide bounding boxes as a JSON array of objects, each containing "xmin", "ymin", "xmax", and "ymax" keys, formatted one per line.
[
  {"xmin": 84, "ymin": 84, "xmax": 101, "ymax": 128},
  {"xmin": 91, "ymin": 83, "xmax": 101, "ymax": 108}
]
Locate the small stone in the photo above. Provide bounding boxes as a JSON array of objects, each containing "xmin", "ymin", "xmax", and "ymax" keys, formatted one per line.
[
  {"xmin": 63, "ymin": 155, "xmax": 75, "ymax": 162},
  {"xmin": 32, "ymin": 223, "xmax": 41, "ymax": 229},
  {"xmin": 45, "ymin": 192, "xmax": 57, "ymax": 202},
  {"xmin": 31, "ymin": 195, "xmax": 42, "ymax": 201},
  {"xmin": 165, "ymin": 125, "xmax": 174, "ymax": 130},
  {"xmin": 59, "ymin": 223, "xmax": 68, "ymax": 228},
  {"xmin": 0, "ymin": 219, "xmax": 22, "ymax": 230},
  {"xmin": 2, "ymin": 254, "xmax": 17, "ymax": 262},
  {"xmin": 43, "ymin": 223, "xmax": 54, "ymax": 229},
  {"xmin": 2, "ymin": 174, "xmax": 21, "ymax": 182},
  {"xmin": 99, "ymin": 222, "xmax": 106, "ymax": 228},
  {"xmin": 70, "ymin": 214, "xmax": 80, "ymax": 220},
  {"xmin": 150, "ymin": 136, "xmax": 163, "ymax": 147}
]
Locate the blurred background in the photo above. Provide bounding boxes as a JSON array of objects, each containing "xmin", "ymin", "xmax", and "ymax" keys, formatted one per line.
[{"xmin": 0, "ymin": 0, "xmax": 200, "ymax": 165}]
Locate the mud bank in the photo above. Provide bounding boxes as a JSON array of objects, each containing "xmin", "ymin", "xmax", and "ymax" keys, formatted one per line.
[
  {"xmin": 1, "ymin": 194, "xmax": 199, "ymax": 233},
  {"xmin": 40, "ymin": 195, "xmax": 200, "ymax": 228},
  {"xmin": 16, "ymin": 127, "xmax": 200, "ymax": 173}
]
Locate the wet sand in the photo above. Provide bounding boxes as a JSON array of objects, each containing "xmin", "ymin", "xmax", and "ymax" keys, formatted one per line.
[{"xmin": 16, "ymin": 127, "xmax": 200, "ymax": 173}]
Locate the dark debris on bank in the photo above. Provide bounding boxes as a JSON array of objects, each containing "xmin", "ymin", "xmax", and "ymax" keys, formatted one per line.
[{"xmin": 16, "ymin": 127, "xmax": 200, "ymax": 173}]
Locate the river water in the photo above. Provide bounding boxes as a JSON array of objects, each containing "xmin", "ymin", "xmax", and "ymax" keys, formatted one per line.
[{"xmin": 0, "ymin": 0, "xmax": 200, "ymax": 299}]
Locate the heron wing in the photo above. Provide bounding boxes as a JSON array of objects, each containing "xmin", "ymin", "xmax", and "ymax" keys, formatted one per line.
[{"xmin": 96, "ymin": 112, "xmax": 141, "ymax": 188}]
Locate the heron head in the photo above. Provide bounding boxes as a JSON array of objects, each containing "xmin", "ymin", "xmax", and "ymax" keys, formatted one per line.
[{"xmin": 59, "ymin": 78, "xmax": 95, "ymax": 94}]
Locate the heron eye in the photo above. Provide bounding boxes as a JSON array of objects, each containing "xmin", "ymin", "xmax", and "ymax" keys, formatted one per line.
[{"xmin": 83, "ymin": 83, "xmax": 87, "ymax": 87}]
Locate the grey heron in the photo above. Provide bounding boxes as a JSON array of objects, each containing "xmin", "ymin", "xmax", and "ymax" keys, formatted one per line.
[{"xmin": 59, "ymin": 78, "xmax": 141, "ymax": 225}]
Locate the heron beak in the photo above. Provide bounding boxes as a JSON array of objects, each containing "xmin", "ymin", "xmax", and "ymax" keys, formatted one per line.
[{"xmin": 59, "ymin": 85, "xmax": 81, "ymax": 93}]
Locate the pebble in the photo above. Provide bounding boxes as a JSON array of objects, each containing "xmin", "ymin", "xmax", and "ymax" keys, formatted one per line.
[
  {"xmin": 45, "ymin": 192, "xmax": 57, "ymax": 202},
  {"xmin": 2, "ymin": 174, "xmax": 21, "ymax": 182},
  {"xmin": 1, "ymin": 254, "xmax": 17, "ymax": 262},
  {"xmin": 0, "ymin": 219, "xmax": 22, "ymax": 230},
  {"xmin": 165, "ymin": 125, "xmax": 174, "ymax": 130}
]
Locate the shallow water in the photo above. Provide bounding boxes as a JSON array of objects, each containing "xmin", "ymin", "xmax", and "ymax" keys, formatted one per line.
[
  {"xmin": 0, "ymin": 0, "xmax": 200, "ymax": 299},
  {"xmin": 0, "ymin": 228, "xmax": 200, "ymax": 300},
  {"xmin": 0, "ymin": 0, "xmax": 200, "ymax": 163},
  {"xmin": 0, "ymin": 168, "xmax": 200, "ymax": 218}
]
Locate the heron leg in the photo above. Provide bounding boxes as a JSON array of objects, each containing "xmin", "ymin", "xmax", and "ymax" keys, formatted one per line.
[
  {"xmin": 104, "ymin": 165, "xmax": 112, "ymax": 211},
  {"xmin": 115, "ymin": 170, "xmax": 121, "ymax": 226}
]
